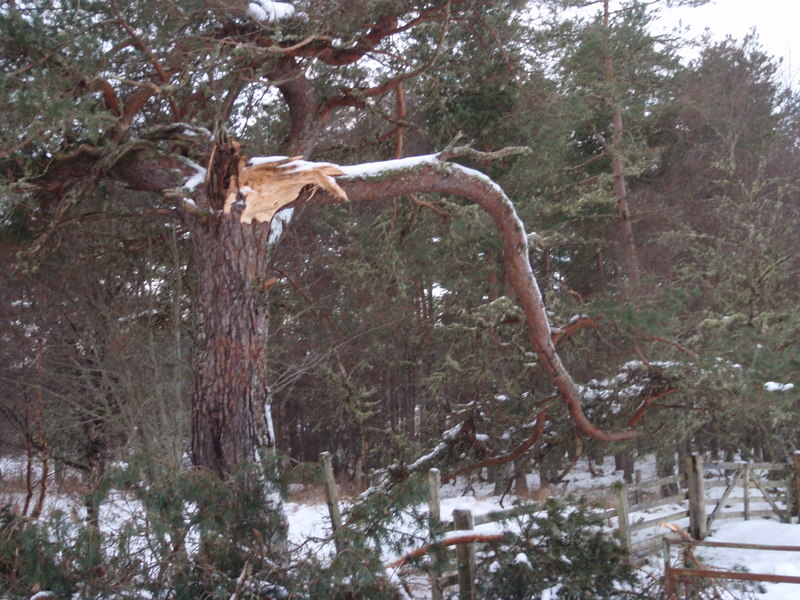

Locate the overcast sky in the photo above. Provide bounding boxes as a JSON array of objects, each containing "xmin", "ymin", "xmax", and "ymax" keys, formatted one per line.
[{"xmin": 655, "ymin": 0, "xmax": 798, "ymax": 87}]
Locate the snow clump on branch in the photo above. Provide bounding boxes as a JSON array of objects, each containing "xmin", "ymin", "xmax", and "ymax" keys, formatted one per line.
[
  {"xmin": 764, "ymin": 381, "xmax": 795, "ymax": 392},
  {"xmin": 247, "ymin": 0, "xmax": 295, "ymax": 22}
]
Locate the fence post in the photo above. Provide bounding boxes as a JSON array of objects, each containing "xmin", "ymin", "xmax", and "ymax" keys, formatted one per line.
[
  {"xmin": 686, "ymin": 454, "xmax": 707, "ymax": 540},
  {"xmin": 428, "ymin": 468, "xmax": 443, "ymax": 600},
  {"xmin": 662, "ymin": 536, "xmax": 674, "ymax": 598},
  {"xmin": 743, "ymin": 462, "xmax": 750, "ymax": 520},
  {"xmin": 320, "ymin": 451, "xmax": 344, "ymax": 553},
  {"xmin": 792, "ymin": 452, "xmax": 800, "ymax": 519},
  {"xmin": 614, "ymin": 481, "xmax": 632, "ymax": 553},
  {"xmin": 453, "ymin": 508, "xmax": 476, "ymax": 600}
]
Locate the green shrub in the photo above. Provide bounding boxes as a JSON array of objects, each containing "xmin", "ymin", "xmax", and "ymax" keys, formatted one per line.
[{"xmin": 474, "ymin": 498, "xmax": 638, "ymax": 599}]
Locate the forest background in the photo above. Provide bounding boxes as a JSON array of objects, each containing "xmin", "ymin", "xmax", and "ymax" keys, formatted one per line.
[{"xmin": 0, "ymin": 0, "xmax": 798, "ymax": 597}]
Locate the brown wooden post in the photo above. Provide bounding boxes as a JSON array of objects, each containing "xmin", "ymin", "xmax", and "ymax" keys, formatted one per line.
[
  {"xmin": 792, "ymin": 452, "xmax": 800, "ymax": 518},
  {"xmin": 428, "ymin": 468, "xmax": 443, "ymax": 600},
  {"xmin": 320, "ymin": 451, "xmax": 344, "ymax": 553},
  {"xmin": 686, "ymin": 454, "xmax": 707, "ymax": 540},
  {"xmin": 453, "ymin": 508, "xmax": 476, "ymax": 600},
  {"xmin": 743, "ymin": 462, "xmax": 750, "ymax": 520},
  {"xmin": 662, "ymin": 536, "xmax": 674, "ymax": 598},
  {"xmin": 614, "ymin": 481, "xmax": 632, "ymax": 553}
]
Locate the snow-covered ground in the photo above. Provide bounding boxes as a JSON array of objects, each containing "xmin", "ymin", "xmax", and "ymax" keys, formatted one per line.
[
  {"xmin": 700, "ymin": 520, "xmax": 800, "ymax": 600},
  {"xmin": 4, "ymin": 455, "xmax": 800, "ymax": 598}
]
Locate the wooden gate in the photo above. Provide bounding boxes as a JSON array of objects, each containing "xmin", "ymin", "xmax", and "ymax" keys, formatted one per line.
[{"xmin": 703, "ymin": 460, "xmax": 791, "ymax": 529}]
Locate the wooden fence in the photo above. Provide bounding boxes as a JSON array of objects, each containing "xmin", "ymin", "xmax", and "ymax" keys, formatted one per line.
[
  {"xmin": 662, "ymin": 535, "xmax": 800, "ymax": 598},
  {"xmin": 318, "ymin": 453, "xmax": 800, "ymax": 599},
  {"xmin": 584, "ymin": 455, "xmax": 793, "ymax": 556}
]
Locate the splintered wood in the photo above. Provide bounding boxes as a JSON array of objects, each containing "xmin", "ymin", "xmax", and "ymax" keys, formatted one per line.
[{"xmin": 223, "ymin": 156, "xmax": 349, "ymax": 224}]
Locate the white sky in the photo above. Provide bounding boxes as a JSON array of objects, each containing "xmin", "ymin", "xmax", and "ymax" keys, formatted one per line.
[{"xmin": 656, "ymin": 0, "xmax": 799, "ymax": 88}]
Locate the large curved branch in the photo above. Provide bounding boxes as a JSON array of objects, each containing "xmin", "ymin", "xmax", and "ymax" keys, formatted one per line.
[{"xmin": 294, "ymin": 154, "xmax": 639, "ymax": 442}]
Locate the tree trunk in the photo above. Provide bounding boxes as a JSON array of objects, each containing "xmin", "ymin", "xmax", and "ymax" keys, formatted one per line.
[
  {"xmin": 603, "ymin": 0, "xmax": 641, "ymax": 291},
  {"xmin": 186, "ymin": 209, "xmax": 275, "ymax": 477}
]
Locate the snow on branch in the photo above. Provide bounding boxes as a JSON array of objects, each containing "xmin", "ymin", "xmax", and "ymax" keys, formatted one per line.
[
  {"xmin": 764, "ymin": 382, "xmax": 795, "ymax": 392},
  {"xmin": 247, "ymin": 0, "xmax": 296, "ymax": 22}
]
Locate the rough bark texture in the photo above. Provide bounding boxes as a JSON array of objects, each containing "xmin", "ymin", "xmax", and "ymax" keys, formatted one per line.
[{"xmin": 185, "ymin": 206, "xmax": 274, "ymax": 476}]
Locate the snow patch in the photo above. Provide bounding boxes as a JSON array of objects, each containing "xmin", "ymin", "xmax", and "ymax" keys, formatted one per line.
[
  {"xmin": 247, "ymin": 0, "xmax": 295, "ymax": 22},
  {"xmin": 267, "ymin": 207, "xmax": 294, "ymax": 246},
  {"xmin": 181, "ymin": 159, "xmax": 206, "ymax": 191},
  {"xmin": 337, "ymin": 154, "xmax": 440, "ymax": 178},
  {"xmin": 764, "ymin": 381, "xmax": 795, "ymax": 392}
]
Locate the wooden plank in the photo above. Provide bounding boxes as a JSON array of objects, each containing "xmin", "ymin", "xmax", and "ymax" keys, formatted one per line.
[
  {"xmin": 628, "ymin": 474, "xmax": 684, "ymax": 493},
  {"xmin": 706, "ymin": 465, "xmax": 742, "ymax": 530},
  {"xmin": 668, "ymin": 539, "xmax": 800, "ymax": 552},
  {"xmin": 749, "ymin": 470, "xmax": 789, "ymax": 522},
  {"xmin": 669, "ymin": 567, "xmax": 800, "ymax": 585},
  {"xmin": 632, "ymin": 493, "xmax": 687, "ymax": 512},
  {"xmin": 707, "ymin": 461, "xmax": 787, "ymax": 471},
  {"xmin": 696, "ymin": 509, "xmax": 778, "ymax": 521}
]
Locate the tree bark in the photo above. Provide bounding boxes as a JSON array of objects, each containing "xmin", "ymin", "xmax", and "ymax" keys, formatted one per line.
[
  {"xmin": 603, "ymin": 0, "xmax": 641, "ymax": 291},
  {"xmin": 185, "ymin": 207, "xmax": 275, "ymax": 476}
]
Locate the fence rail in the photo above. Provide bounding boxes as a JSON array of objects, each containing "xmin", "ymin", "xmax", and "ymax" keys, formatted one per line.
[{"xmin": 662, "ymin": 535, "xmax": 800, "ymax": 597}]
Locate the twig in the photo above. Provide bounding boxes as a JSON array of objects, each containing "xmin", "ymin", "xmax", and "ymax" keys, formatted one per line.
[{"xmin": 438, "ymin": 145, "xmax": 532, "ymax": 163}]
